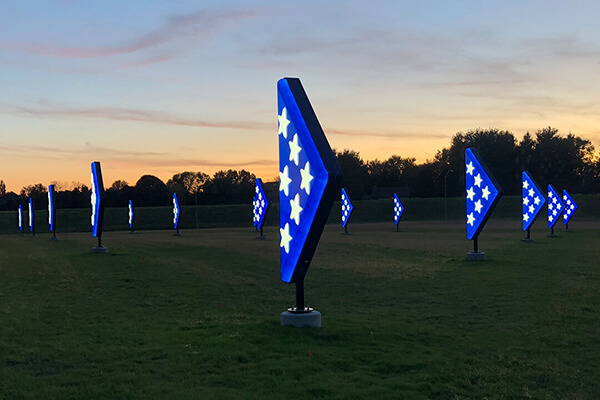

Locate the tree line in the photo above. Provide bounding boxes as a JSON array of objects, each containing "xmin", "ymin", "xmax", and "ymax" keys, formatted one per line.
[{"xmin": 1, "ymin": 126, "xmax": 598, "ymax": 211}]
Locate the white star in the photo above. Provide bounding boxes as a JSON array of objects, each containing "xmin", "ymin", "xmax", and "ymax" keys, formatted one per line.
[
  {"xmin": 523, "ymin": 180, "xmax": 529, "ymax": 190},
  {"xmin": 529, "ymin": 205, "xmax": 535, "ymax": 214},
  {"xmin": 552, "ymin": 197, "xmax": 557, "ymax": 204},
  {"xmin": 481, "ymin": 186, "xmax": 491, "ymax": 200},
  {"xmin": 467, "ymin": 212, "xmax": 475, "ymax": 226},
  {"xmin": 523, "ymin": 197, "xmax": 530, "ymax": 206},
  {"xmin": 534, "ymin": 196, "xmax": 540, "ymax": 205},
  {"xmin": 300, "ymin": 161, "xmax": 313, "ymax": 195},
  {"xmin": 288, "ymin": 134, "xmax": 302, "ymax": 166},
  {"xmin": 549, "ymin": 203, "xmax": 553, "ymax": 211},
  {"xmin": 553, "ymin": 209, "xmax": 557, "ymax": 216},
  {"xmin": 549, "ymin": 215, "xmax": 554, "ymax": 222},
  {"xmin": 261, "ymin": 199, "xmax": 265, "ymax": 208},
  {"xmin": 563, "ymin": 195, "xmax": 567, "ymax": 201},
  {"xmin": 280, "ymin": 222, "xmax": 292, "ymax": 253},
  {"xmin": 289, "ymin": 193, "xmax": 303, "ymax": 225},
  {"xmin": 523, "ymin": 213, "xmax": 529, "ymax": 222},
  {"xmin": 279, "ymin": 165, "xmax": 291, "ymax": 196},
  {"xmin": 548, "ymin": 191, "xmax": 553, "ymax": 198},
  {"xmin": 528, "ymin": 188, "xmax": 535, "ymax": 197},
  {"xmin": 255, "ymin": 186, "xmax": 259, "ymax": 194},
  {"xmin": 567, "ymin": 199, "xmax": 571, "ymax": 206},
  {"xmin": 474, "ymin": 199, "xmax": 483, "ymax": 213},
  {"xmin": 466, "ymin": 162, "xmax": 474, "ymax": 175},
  {"xmin": 466, "ymin": 187, "xmax": 475, "ymax": 201},
  {"xmin": 474, "ymin": 173, "xmax": 482, "ymax": 187},
  {"xmin": 278, "ymin": 107, "xmax": 290, "ymax": 139}
]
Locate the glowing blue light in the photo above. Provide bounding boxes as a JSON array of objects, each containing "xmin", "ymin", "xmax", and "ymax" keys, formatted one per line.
[
  {"xmin": 562, "ymin": 190, "xmax": 577, "ymax": 225},
  {"xmin": 393, "ymin": 193, "xmax": 404, "ymax": 225},
  {"xmin": 465, "ymin": 148, "xmax": 502, "ymax": 240},
  {"xmin": 173, "ymin": 193, "xmax": 180, "ymax": 230},
  {"xmin": 90, "ymin": 161, "xmax": 105, "ymax": 237},
  {"xmin": 341, "ymin": 188, "xmax": 354, "ymax": 228},
  {"xmin": 521, "ymin": 172, "xmax": 546, "ymax": 231},
  {"xmin": 28, "ymin": 198, "xmax": 33, "ymax": 232},
  {"xmin": 18, "ymin": 204, "xmax": 22, "ymax": 231},
  {"xmin": 278, "ymin": 77, "xmax": 342, "ymax": 283},
  {"xmin": 547, "ymin": 185, "xmax": 565, "ymax": 229},
  {"xmin": 128, "ymin": 200, "xmax": 134, "ymax": 229},
  {"xmin": 48, "ymin": 184, "xmax": 55, "ymax": 232},
  {"xmin": 253, "ymin": 178, "xmax": 269, "ymax": 230}
]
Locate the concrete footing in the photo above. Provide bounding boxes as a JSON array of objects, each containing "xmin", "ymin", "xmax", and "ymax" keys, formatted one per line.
[
  {"xmin": 281, "ymin": 310, "xmax": 321, "ymax": 328},
  {"xmin": 92, "ymin": 246, "xmax": 108, "ymax": 253},
  {"xmin": 521, "ymin": 237, "xmax": 534, "ymax": 242},
  {"xmin": 467, "ymin": 251, "xmax": 486, "ymax": 261}
]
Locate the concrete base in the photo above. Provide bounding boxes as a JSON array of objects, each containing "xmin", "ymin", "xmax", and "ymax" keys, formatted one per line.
[
  {"xmin": 92, "ymin": 246, "xmax": 108, "ymax": 253},
  {"xmin": 174, "ymin": 232, "xmax": 181, "ymax": 237},
  {"xmin": 467, "ymin": 251, "xmax": 486, "ymax": 261},
  {"xmin": 50, "ymin": 236, "xmax": 60, "ymax": 241},
  {"xmin": 548, "ymin": 233, "xmax": 559, "ymax": 238},
  {"xmin": 281, "ymin": 310, "xmax": 321, "ymax": 328},
  {"xmin": 256, "ymin": 235, "xmax": 267, "ymax": 240},
  {"xmin": 521, "ymin": 237, "xmax": 534, "ymax": 242}
]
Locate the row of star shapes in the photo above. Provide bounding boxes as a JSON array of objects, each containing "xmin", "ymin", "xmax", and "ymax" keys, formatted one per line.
[
  {"xmin": 279, "ymin": 162, "xmax": 314, "ymax": 198},
  {"xmin": 466, "ymin": 185, "xmax": 491, "ymax": 201},
  {"xmin": 523, "ymin": 196, "xmax": 541, "ymax": 206}
]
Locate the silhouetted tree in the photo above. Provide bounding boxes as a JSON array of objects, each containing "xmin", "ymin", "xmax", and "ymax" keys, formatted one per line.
[
  {"xmin": 134, "ymin": 175, "xmax": 170, "ymax": 206},
  {"xmin": 201, "ymin": 170, "xmax": 255, "ymax": 204},
  {"xmin": 20, "ymin": 183, "xmax": 48, "ymax": 209},
  {"xmin": 335, "ymin": 149, "xmax": 369, "ymax": 199},
  {"xmin": 167, "ymin": 171, "xmax": 209, "ymax": 205},
  {"xmin": 105, "ymin": 180, "xmax": 135, "ymax": 207}
]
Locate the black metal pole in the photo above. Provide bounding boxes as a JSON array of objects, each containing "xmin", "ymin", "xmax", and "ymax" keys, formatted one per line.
[
  {"xmin": 551, "ymin": 226, "xmax": 554, "ymax": 235},
  {"xmin": 296, "ymin": 277, "xmax": 305, "ymax": 312},
  {"xmin": 526, "ymin": 228, "xmax": 530, "ymax": 239},
  {"xmin": 344, "ymin": 226, "xmax": 348, "ymax": 235},
  {"xmin": 565, "ymin": 222, "xmax": 569, "ymax": 230},
  {"xmin": 474, "ymin": 236, "xmax": 479, "ymax": 253},
  {"xmin": 396, "ymin": 223, "xmax": 399, "ymax": 232},
  {"xmin": 260, "ymin": 227, "xmax": 263, "ymax": 237},
  {"xmin": 98, "ymin": 235, "xmax": 102, "ymax": 248}
]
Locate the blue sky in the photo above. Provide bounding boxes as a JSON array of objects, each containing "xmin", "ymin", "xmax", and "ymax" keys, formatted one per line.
[{"xmin": 2, "ymin": 1, "xmax": 600, "ymax": 192}]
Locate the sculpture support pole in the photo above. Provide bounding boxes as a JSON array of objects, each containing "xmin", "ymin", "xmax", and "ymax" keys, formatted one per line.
[{"xmin": 296, "ymin": 277, "xmax": 305, "ymax": 312}]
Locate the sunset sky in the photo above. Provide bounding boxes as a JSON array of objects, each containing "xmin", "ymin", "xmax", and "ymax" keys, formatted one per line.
[{"xmin": 2, "ymin": 1, "xmax": 600, "ymax": 192}]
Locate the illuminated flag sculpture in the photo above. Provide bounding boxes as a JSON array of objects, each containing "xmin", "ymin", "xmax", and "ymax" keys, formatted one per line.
[
  {"xmin": 28, "ymin": 198, "xmax": 34, "ymax": 235},
  {"xmin": 128, "ymin": 200, "xmax": 134, "ymax": 232},
  {"xmin": 278, "ymin": 77, "xmax": 342, "ymax": 326},
  {"xmin": 173, "ymin": 193, "xmax": 181, "ymax": 235},
  {"xmin": 465, "ymin": 148, "xmax": 502, "ymax": 259},
  {"xmin": 91, "ymin": 161, "xmax": 107, "ymax": 251},
  {"xmin": 341, "ymin": 188, "xmax": 354, "ymax": 234},
  {"xmin": 253, "ymin": 178, "xmax": 270, "ymax": 236},
  {"xmin": 521, "ymin": 171, "xmax": 546, "ymax": 241},
  {"xmin": 547, "ymin": 185, "xmax": 565, "ymax": 235},
  {"xmin": 562, "ymin": 190, "xmax": 577, "ymax": 229},
  {"xmin": 393, "ymin": 193, "xmax": 404, "ymax": 230},
  {"xmin": 48, "ymin": 184, "xmax": 58, "ymax": 239},
  {"xmin": 18, "ymin": 204, "xmax": 23, "ymax": 234}
]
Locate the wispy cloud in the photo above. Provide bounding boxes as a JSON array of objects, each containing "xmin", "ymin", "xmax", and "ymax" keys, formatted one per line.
[
  {"xmin": 1, "ymin": 9, "xmax": 255, "ymax": 59},
  {"xmin": 326, "ymin": 127, "xmax": 448, "ymax": 139},
  {"xmin": 0, "ymin": 102, "xmax": 270, "ymax": 131}
]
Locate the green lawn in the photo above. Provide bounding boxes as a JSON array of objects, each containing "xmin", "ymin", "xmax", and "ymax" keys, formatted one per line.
[{"xmin": 1, "ymin": 219, "xmax": 599, "ymax": 399}]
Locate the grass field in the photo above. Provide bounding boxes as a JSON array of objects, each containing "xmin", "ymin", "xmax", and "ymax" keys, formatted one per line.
[{"xmin": 1, "ymin": 219, "xmax": 599, "ymax": 399}]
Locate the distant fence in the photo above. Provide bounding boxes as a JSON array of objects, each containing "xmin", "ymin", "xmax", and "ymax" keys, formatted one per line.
[{"xmin": 1, "ymin": 194, "xmax": 598, "ymax": 235}]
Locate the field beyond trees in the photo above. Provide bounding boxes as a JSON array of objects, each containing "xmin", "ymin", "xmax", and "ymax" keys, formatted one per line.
[{"xmin": 1, "ymin": 218, "xmax": 599, "ymax": 399}]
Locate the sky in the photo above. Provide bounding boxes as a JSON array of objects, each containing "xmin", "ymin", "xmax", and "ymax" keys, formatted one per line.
[{"xmin": 2, "ymin": 0, "xmax": 600, "ymax": 193}]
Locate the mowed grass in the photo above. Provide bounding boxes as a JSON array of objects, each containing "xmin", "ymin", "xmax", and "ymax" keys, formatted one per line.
[{"xmin": 1, "ymin": 220, "xmax": 599, "ymax": 399}]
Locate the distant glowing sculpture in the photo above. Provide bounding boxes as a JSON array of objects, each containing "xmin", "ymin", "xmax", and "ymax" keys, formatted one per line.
[
  {"xmin": 91, "ymin": 161, "xmax": 107, "ymax": 251},
  {"xmin": 547, "ymin": 185, "xmax": 565, "ymax": 236},
  {"xmin": 128, "ymin": 200, "xmax": 134, "ymax": 232},
  {"xmin": 173, "ymin": 193, "xmax": 181, "ymax": 235},
  {"xmin": 253, "ymin": 178, "xmax": 270, "ymax": 237},
  {"xmin": 521, "ymin": 171, "xmax": 546, "ymax": 241},
  {"xmin": 562, "ymin": 190, "xmax": 577, "ymax": 229},
  {"xmin": 393, "ymin": 193, "xmax": 404, "ymax": 231},
  {"xmin": 28, "ymin": 198, "xmax": 34, "ymax": 235},
  {"xmin": 278, "ymin": 77, "xmax": 343, "ymax": 327},
  {"xmin": 465, "ymin": 148, "xmax": 502, "ymax": 259},
  {"xmin": 18, "ymin": 204, "xmax": 23, "ymax": 234},
  {"xmin": 341, "ymin": 188, "xmax": 354, "ymax": 234},
  {"xmin": 48, "ymin": 184, "xmax": 57, "ymax": 239}
]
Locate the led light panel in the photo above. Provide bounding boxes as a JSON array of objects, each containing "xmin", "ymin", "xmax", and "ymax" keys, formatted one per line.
[{"xmin": 521, "ymin": 172, "xmax": 545, "ymax": 231}]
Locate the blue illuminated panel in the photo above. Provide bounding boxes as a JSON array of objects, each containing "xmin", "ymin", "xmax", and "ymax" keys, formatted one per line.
[
  {"xmin": 547, "ymin": 185, "xmax": 565, "ymax": 229},
  {"xmin": 28, "ymin": 198, "xmax": 33, "ymax": 232},
  {"xmin": 48, "ymin": 184, "xmax": 56, "ymax": 232},
  {"xmin": 465, "ymin": 148, "xmax": 502, "ymax": 240},
  {"xmin": 128, "ymin": 200, "xmax": 134, "ymax": 229},
  {"xmin": 253, "ymin": 178, "xmax": 269, "ymax": 230},
  {"xmin": 341, "ymin": 188, "xmax": 354, "ymax": 228},
  {"xmin": 393, "ymin": 193, "xmax": 404, "ymax": 225},
  {"xmin": 173, "ymin": 193, "xmax": 180, "ymax": 230},
  {"xmin": 521, "ymin": 172, "xmax": 546, "ymax": 231},
  {"xmin": 90, "ymin": 161, "xmax": 106, "ymax": 238},
  {"xmin": 562, "ymin": 190, "xmax": 577, "ymax": 225},
  {"xmin": 18, "ymin": 204, "xmax": 22, "ymax": 231},
  {"xmin": 278, "ymin": 77, "xmax": 343, "ymax": 283}
]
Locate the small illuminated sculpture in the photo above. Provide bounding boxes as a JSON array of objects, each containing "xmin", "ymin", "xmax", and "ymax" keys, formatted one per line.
[
  {"xmin": 28, "ymin": 198, "xmax": 35, "ymax": 236},
  {"xmin": 521, "ymin": 172, "xmax": 546, "ymax": 241},
  {"xmin": 465, "ymin": 148, "xmax": 502, "ymax": 260},
  {"xmin": 128, "ymin": 200, "xmax": 134, "ymax": 233},
  {"xmin": 393, "ymin": 193, "xmax": 404, "ymax": 231},
  {"xmin": 341, "ymin": 188, "xmax": 354, "ymax": 234},
  {"xmin": 278, "ymin": 77, "xmax": 343, "ymax": 327},
  {"xmin": 48, "ymin": 184, "xmax": 58, "ymax": 240},
  {"xmin": 18, "ymin": 204, "xmax": 23, "ymax": 234},
  {"xmin": 562, "ymin": 190, "xmax": 577, "ymax": 230},
  {"xmin": 253, "ymin": 178, "xmax": 270, "ymax": 237},
  {"xmin": 547, "ymin": 185, "xmax": 565, "ymax": 236},
  {"xmin": 173, "ymin": 193, "xmax": 181, "ymax": 235},
  {"xmin": 91, "ymin": 161, "xmax": 107, "ymax": 252}
]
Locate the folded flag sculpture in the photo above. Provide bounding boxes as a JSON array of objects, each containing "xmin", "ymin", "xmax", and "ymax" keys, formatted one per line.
[
  {"xmin": 278, "ymin": 77, "xmax": 342, "ymax": 327},
  {"xmin": 28, "ymin": 198, "xmax": 34, "ymax": 235},
  {"xmin": 465, "ymin": 148, "xmax": 502, "ymax": 259},
  {"xmin": 521, "ymin": 171, "xmax": 545, "ymax": 241},
  {"xmin": 341, "ymin": 188, "xmax": 354, "ymax": 234},
  {"xmin": 253, "ymin": 178, "xmax": 269, "ymax": 236},
  {"xmin": 547, "ymin": 185, "xmax": 564, "ymax": 235},
  {"xmin": 173, "ymin": 193, "xmax": 181, "ymax": 235},
  {"xmin": 48, "ymin": 184, "xmax": 57, "ymax": 239},
  {"xmin": 128, "ymin": 200, "xmax": 134, "ymax": 232},
  {"xmin": 18, "ymin": 204, "xmax": 22, "ymax": 233},
  {"xmin": 91, "ymin": 161, "xmax": 107, "ymax": 252},
  {"xmin": 393, "ymin": 193, "xmax": 404, "ymax": 230},
  {"xmin": 562, "ymin": 190, "xmax": 578, "ymax": 229}
]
